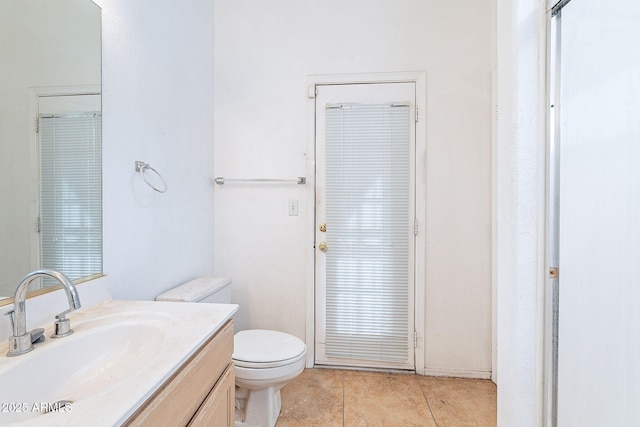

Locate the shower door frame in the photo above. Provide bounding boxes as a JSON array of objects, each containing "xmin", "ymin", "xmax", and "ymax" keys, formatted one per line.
[{"xmin": 544, "ymin": 3, "xmax": 562, "ymax": 424}]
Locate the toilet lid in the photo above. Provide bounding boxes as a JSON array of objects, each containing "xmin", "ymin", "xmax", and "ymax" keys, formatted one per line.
[{"xmin": 233, "ymin": 329, "xmax": 306, "ymax": 364}]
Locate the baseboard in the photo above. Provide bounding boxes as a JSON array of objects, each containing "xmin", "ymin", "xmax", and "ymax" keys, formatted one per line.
[{"xmin": 422, "ymin": 368, "xmax": 493, "ymax": 380}]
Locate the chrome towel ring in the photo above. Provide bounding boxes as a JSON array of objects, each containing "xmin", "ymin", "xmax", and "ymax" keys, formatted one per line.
[{"xmin": 135, "ymin": 161, "xmax": 167, "ymax": 193}]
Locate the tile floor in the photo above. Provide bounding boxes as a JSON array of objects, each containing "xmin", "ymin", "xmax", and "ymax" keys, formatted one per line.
[{"xmin": 276, "ymin": 368, "xmax": 496, "ymax": 427}]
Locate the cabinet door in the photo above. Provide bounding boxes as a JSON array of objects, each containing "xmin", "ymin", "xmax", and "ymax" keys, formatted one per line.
[{"xmin": 189, "ymin": 365, "xmax": 235, "ymax": 427}]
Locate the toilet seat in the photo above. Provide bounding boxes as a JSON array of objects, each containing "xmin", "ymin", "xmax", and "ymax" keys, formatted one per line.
[
  {"xmin": 233, "ymin": 329, "xmax": 306, "ymax": 369},
  {"xmin": 234, "ymin": 351, "xmax": 306, "ymax": 369}
]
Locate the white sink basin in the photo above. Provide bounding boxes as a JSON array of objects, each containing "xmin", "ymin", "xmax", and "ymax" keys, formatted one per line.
[
  {"xmin": 0, "ymin": 299, "xmax": 238, "ymax": 426},
  {"xmin": 0, "ymin": 314, "xmax": 165, "ymax": 424}
]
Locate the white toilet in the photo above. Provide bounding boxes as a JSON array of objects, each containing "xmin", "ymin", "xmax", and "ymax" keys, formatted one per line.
[{"xmin": 156, "ymin": 276, "xmax": 306, "ymax": 427}]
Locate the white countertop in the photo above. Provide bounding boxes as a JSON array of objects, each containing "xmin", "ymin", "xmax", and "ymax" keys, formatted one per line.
[{"xmin": 0, "ymin": 299, "xmax": 238, "ymax": 426}]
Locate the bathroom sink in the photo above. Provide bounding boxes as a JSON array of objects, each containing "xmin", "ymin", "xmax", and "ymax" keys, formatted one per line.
[
  {"xmin": 0, "ymin": 314, "xmax": 165, "ymax": 424},
  {"xmin": 0, "ymin": 299, "xmax": 238, "ymax": 426}
]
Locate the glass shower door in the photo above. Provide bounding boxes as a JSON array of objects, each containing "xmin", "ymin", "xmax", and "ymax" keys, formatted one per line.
[{"xmin": 550, "ymin": 0, "xmax": 640, "ymax": 425}]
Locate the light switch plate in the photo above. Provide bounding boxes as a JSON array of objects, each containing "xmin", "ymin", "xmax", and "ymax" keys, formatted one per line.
[{"xmin": 288, "ymin": 199, "xmax": 299, "ymax": 216}]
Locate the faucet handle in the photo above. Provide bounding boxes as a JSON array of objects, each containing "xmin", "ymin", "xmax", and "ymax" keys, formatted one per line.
[
  {"xmin": 4, "ymin": 310, "xmax": 16, "ymax": 331},
  {"xmin": 54, "ymin": 308, "xmax": 75, "ymax": 320},
  {"xmin": 51, "ymin": 312, "xmax": 74, "ymax": 338}
]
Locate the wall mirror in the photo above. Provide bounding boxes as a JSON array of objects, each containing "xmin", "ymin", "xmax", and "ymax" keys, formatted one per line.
[{"xmin": 0, "ymin": 0, "xmax": 102, "ymax": 305}]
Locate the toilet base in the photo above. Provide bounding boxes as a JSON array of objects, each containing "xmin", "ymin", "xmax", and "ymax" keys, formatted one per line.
[{"xmin": 234, "ymin": 385, "xmax": 282, "ymax": 427}]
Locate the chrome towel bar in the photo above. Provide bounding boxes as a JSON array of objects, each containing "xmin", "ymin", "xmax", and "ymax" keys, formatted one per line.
[{"xmin": 214, "ymin": 177, "xmax": 306, "ymax": 185}]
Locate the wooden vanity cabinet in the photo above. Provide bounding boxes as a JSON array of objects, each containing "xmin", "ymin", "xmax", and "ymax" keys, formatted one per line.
[{"xmin": 125, "ymin": 319, "xmax": 235, "ymax": 427}]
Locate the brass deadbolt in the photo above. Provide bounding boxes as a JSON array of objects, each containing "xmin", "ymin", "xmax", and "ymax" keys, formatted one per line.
[{"xmin": 319, "ymin": 223, "xmax": 327, "ymax": 232}]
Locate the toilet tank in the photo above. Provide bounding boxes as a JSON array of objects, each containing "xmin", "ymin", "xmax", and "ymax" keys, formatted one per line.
[{"xmin": 156, "ymin": 276, "xmax": 232, "ymax": 303}]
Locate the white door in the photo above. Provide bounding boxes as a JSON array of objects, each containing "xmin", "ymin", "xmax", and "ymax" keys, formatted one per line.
[{"xmin": 314, "ymin": 82, "xmax": 416, "ymax": 370}]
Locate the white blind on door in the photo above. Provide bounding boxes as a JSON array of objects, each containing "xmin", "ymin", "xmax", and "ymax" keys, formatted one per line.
[
  {"xmin": 40, "ymin": 113, "xmax": 102, "ymax": 283},
  {"xmin": 324, "ymin": 103, "xmax": 411, "ymax": 363}
]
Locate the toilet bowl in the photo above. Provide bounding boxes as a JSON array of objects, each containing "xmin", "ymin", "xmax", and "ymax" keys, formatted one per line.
[
  {"xmin": 156, "ymin": 276, "xmax": 306, "ymax": 427},
  {"xmin": 233, "ymin": 329, "xmax": 306, "ymax": 427}
]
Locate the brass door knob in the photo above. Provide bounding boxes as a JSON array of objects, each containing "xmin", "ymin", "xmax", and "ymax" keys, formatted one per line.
[{"xmin": 318, "ymin": 242, "xmax": 327, "ymax": 252}]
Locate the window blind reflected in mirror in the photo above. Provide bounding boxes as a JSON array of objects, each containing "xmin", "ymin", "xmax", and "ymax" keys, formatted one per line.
[{"xmin": 39, "ymin": 113, "xmax": 102, "ymax": 286}]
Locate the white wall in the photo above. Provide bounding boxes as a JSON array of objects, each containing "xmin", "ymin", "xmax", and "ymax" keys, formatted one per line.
[
  {"xmin": 495, "ymin": 0, "xmax": 545, "ymax": 425},
  {"xmin": 100, "ymin": 0, "xmax": 217, "ymax": 299},
  {"xmin": 214, "ymin": 0, "xmax": 494, "ymax": 377}
]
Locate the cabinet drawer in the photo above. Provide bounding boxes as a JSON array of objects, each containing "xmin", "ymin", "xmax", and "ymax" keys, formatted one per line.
[{"xmin": 125, "ymin": 319, "xmax": 234, "ymax": 427}]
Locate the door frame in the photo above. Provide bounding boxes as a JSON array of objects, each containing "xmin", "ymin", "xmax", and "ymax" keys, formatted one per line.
[{"xmin": 304, "ymin": 72, "xmax": 427, "ymax": 374}]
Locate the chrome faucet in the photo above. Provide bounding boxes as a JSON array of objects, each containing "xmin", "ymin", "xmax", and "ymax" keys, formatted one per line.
[{"xmin": 6, "ymin": 269, "xmax": 81, "ymax": 357}]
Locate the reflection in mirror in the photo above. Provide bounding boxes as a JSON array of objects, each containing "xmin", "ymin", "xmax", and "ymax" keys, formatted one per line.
[{"xmin": 0, "ymin": 0, "xmax": 102, "ymax": 303}]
